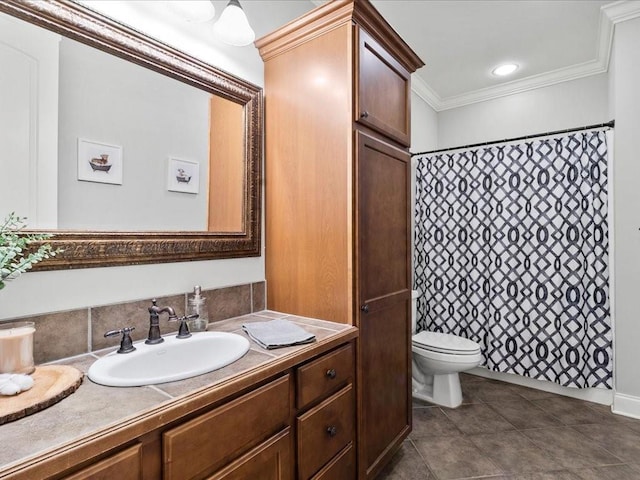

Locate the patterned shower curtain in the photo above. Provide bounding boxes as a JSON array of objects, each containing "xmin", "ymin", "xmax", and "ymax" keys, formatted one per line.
[{"xmin": 413, "ymin": 130, "xmax": 612, "ymax": 389}]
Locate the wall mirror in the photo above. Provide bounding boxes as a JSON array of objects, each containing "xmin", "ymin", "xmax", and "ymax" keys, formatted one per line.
[{"xmin": 0, "ymin": 0, "xmax": 261, "ymax": 270}]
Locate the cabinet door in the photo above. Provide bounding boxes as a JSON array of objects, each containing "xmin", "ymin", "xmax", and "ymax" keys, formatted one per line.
[
  {"xmin": 356, "ymin": 131, "xmax": 411, "ymax": 479},
  {"xmin": 356, "ymin": 28, "xmax": 411, "ymax": 147},
  {"xmin": 206, "ymin": 429, "xmax": 292, "ymax": 480},
  {"xmin": 163, "ymin": 375, "xmax": 290, "ymax": 480},
  {"xmin": 62, "ymin": 444, "xmax": 142, "ymax": 480},
  {"xmin": 297, "ymin": 385, "xmax": 355, "ymax": 479}
]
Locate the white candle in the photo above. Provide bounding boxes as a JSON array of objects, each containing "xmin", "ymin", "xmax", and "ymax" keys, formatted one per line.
[{"xmin": 0, "ymin": 322, "xmax": 35, "ymax": 375}]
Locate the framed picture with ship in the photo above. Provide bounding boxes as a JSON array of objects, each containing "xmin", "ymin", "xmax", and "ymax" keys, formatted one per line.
[
  {"xmin": 77, "ymin": 138, "xmax": 123, "ymax": 185},
  {"xmin": 167, "ymin": 157, "xmax": 199, "ymax": 194}
]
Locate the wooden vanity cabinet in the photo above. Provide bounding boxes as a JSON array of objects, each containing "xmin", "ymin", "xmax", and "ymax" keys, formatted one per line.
[
  {"xmin": 205, "ymin": 429, "xmax": 293, "ymax": 480},
  {"xmin": 2, "ymin": 337, "xmax": 357, "ymax": 480},
  {"xmin": 256, "ymin": 1, "xmax": 423, "ymax": 478},
  {"xmin": 295, "ymin": 344, "xmax": 356, "ymax": 479},
  {"xmin": 163, "ymin": 375, "xmax": 291, "ymax": 480},
  {"xmin": 61, "ymin": 444, "xmax": 143, "ymax": 480}
]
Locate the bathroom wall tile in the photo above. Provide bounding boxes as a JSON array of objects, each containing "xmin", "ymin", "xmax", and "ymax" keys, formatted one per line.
[
  {"xmin": 413, "ymin": 435, "xmax": 502, "ymax": 479},
  {"xmin": 468, "ymin": 431, "xmax": 563, "ymax": 474},
  {"xmin": 522, "ymin": 426, "xmax": 622, "ymax": 469},
  {"xmin": 91, "ymin": 295, "xmax": 183, "ymax": 351},
  {"xmin": 441, "ymin": 404, "xmax": 515, "ymax": 435},
  {"xmin": 410, "ymin": 407, "xmax": 463, "ymax": 438},
  {"xmin": 572, "ymin": 423, "xmax": 640, "ymax": 463},
  {"xmin": 206, "ymin": 284, "xmax": 251, "ymax": 322},
  {"xmin": 376, "ymin": 440, "xmax": 432, "ymax": 479},
  {"xmin": 487, "ymin": 398, "xmax": 562, "ymax": 429},
  {"xmin": 30, "ymin": 309, "xmax": 89, "ymax": 364},
  {"xmin": 252, "ymin": 281, "xmax": 265, "ymax": 312}
]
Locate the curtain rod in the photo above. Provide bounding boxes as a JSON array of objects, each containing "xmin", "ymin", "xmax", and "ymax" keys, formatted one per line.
[{"xmin": 410, "ymin": 120, "xmax": 615, "ymax": 157}]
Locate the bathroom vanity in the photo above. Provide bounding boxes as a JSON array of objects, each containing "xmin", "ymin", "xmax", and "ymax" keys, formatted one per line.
[{"xmin": 0, "ymin": 313, "xmax": 357, "ymax": 480}]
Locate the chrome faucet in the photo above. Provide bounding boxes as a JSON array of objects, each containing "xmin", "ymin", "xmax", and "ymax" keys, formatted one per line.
[{"xmin": 146, "ymin": 299, "xmax": 178, "ymax": 344}]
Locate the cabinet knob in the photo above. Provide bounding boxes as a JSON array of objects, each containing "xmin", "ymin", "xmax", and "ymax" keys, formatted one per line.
[
  {"xmin": 360, "ymin": 304, "xmax": 369, "ymax": 313},
  {"xmin": 360, "ymin": 111, "xmax": 369, "ymax": 119},
  {"xmin": 327, "ymin": 426, "xmax": 337, "ymax": 437},
  {"xmin": 326, "ymin": 368, "xmax": 337, "ymax": 379}
]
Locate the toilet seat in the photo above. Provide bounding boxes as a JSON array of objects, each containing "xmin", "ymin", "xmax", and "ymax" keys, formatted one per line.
[{"xmin": 412, "ymin": 331, "xmax": 480, "ymax": 355}]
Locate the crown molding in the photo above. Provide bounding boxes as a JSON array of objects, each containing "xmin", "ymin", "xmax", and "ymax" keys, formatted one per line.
[{"xmin": 411, "ymin": 0, "xmax": 640, "ymax": 112}]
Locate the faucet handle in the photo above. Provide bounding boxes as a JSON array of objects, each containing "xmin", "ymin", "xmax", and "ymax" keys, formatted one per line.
[
  {"xmin": 170, "ymin": 314, "xmax": 197, "ymax": 339},
  {"xmin": 104, "ymin": 327, "xmax": 136, "ymax": 354}
]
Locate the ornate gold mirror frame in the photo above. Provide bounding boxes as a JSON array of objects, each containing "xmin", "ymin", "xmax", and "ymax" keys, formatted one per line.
[{"xmin": 0, "ymin": 0, "xmax": 262, "ymax": 270}]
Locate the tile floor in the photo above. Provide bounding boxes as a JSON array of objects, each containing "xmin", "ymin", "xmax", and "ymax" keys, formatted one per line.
[{"xmin": 377, "ymin": 373, "xmax": 640, "ymax": 480}]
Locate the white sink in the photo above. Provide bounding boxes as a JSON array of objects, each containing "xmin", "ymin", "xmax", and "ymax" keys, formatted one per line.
[{"xmin": 87, "ymin": 332, "xmax": 250, "ymax": 387}]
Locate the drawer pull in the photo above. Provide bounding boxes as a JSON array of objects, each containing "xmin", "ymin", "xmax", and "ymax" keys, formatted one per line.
[
  {"xmin": 327, "ymin": 426, "xmax": 337, "ymax": 437},
  {"xmin": 360, "ymin": 111, "xmax": 369, "ymax": 118},
  {"xmin": 360, "ymin": 304, "xmax": 369, "ymax": 313},
  {"xmin": 326, "ymin": 368, "xmax": 337, "ymax": 379}
]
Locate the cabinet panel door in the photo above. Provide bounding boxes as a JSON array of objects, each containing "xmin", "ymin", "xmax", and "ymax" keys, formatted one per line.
[
  {"xmin": 163, "ymin": 375, "xmax": 290, "ymax": 480},
  {"xmin": 206, "ymin": 429, "xmax": 293, "ymax": 480},
  {"xmin": 297, "ymin": 384, "xmax": 355, "ymax": 479},
  {"xmin": 356, "ymin": 28, "xmax": 411, "ymax": 147},
  {"xmin": 310, "ymin": 443, "xmax": 356, "ymax": 480},
  {"xmin": 356, "ymin": 131, "xmax": 411, "ymax": 478},
  {"xmin": 62, "ymin": 444, "xmax": 142, "ymax": 480}
]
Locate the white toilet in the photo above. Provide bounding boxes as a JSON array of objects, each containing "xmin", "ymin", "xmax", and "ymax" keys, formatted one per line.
[{"xmin": 411, "ymin": 290, "xmax": 482, "ymax": 408}]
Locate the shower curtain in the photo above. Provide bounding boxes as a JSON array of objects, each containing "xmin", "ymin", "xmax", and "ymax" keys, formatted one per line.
[{"xmin": 413, "ymin": 130, "xmax": 612, "ymax": 389}]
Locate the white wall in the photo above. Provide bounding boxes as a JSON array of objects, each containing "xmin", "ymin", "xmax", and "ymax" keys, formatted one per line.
[
  {"xmin": 437, "ymin": 74, "xmax": 610, "ymax": 149},
  {"xmin": 610, "ymin": 17, "xmax": 640, "ymax": 417},
  {"xmin": 410, "ymin": 90, "xmax": 438, "ymax": 153}
]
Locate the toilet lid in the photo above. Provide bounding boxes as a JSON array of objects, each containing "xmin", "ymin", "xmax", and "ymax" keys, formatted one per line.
[{"xmin": 413, "ymin": 331, "xmax": 481, "ymax": 355}]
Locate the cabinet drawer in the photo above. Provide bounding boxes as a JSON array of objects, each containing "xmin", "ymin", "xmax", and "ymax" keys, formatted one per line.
[
  {"xmin": 296, "ymin": 344, "xmax": 354, "ymax": 409},
  {"xmin": 297, "ymin": 384, "xmax": 354, "ymax": 479},
  {"xmin": 163, "ymin": 375, "xmax": 290, "ymax": 480},
  {"xmin": 310, "ymin": 443, "xmax": 355, "ymax": 480},
  {"xmin": 356, "ymin": 27, "xmax": 411, "ymax": 146},
  {"xmin": 206, "ymin": 428, "xmax": 293, "ymax": 480},
  {"xmin": 62, "ymin": 444, "xmax": 142, "ymax": 480}
]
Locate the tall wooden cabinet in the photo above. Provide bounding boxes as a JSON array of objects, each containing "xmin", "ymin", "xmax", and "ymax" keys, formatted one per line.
[{"xmin": 256, "ymin": 2, "xmax": 423, "ymax": 478}]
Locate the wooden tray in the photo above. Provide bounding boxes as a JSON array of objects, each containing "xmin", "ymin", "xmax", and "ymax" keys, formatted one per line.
[{"xmin": 0, "ymin": 365, "xmax": 83, "ymax": 425}]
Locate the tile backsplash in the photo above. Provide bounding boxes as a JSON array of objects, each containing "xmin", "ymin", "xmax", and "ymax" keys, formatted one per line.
[{"xmin": 3, "ymin": 281, "xmax": 266, "ymax": 365}]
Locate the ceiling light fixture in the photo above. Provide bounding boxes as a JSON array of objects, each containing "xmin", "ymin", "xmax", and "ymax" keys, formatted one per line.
[
  {"xmin": 492, "ymin": 63, "xmax": 519, "ymax": 76},
  {"xmin": 213, "ymin": 0, "xmax": 255, "ymax": 47}
]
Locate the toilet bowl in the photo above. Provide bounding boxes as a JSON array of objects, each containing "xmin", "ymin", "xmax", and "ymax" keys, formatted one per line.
[{"xmin": 411, "ymin": 290, "xmax": 482, "ymax": 408}]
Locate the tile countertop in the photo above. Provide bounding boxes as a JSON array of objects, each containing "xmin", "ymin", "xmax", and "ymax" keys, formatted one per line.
[{"xmin": 0, "ymin": 311, "xmax": 357, "ymax": 476}]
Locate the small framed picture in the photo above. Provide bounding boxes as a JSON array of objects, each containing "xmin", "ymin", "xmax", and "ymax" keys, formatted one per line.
[
  {"xmin": 77, "ymin": 138, "xmax": 123, "ymax": 185},
  {"xmin": 168, "ymin": 157, "xmax": 199, "ymax": 194}
]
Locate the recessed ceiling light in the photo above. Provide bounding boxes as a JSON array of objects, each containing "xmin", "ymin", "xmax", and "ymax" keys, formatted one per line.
[{"xmin": 492, "ymin": 64, "xmax": 519, "ymax": 76}]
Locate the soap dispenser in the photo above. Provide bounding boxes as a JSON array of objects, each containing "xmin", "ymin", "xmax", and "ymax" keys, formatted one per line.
[{"xmin": 187, "ymin": 286, "xmax": 209, "ymax": 332}]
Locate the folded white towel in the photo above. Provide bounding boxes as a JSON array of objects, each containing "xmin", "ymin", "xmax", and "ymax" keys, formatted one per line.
[
  {"xmin": 0, "ymin": 373, "xmax": 34, "ymax": 396},
  {"xmin": 242, "ymin": 319, "xmax": 316, "ymax": 350}
]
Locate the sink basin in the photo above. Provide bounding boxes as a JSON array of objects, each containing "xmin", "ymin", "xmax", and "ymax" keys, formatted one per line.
[{"xmin": 87, "ymin": 331, "xmax": 250, "ymax": 387}]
